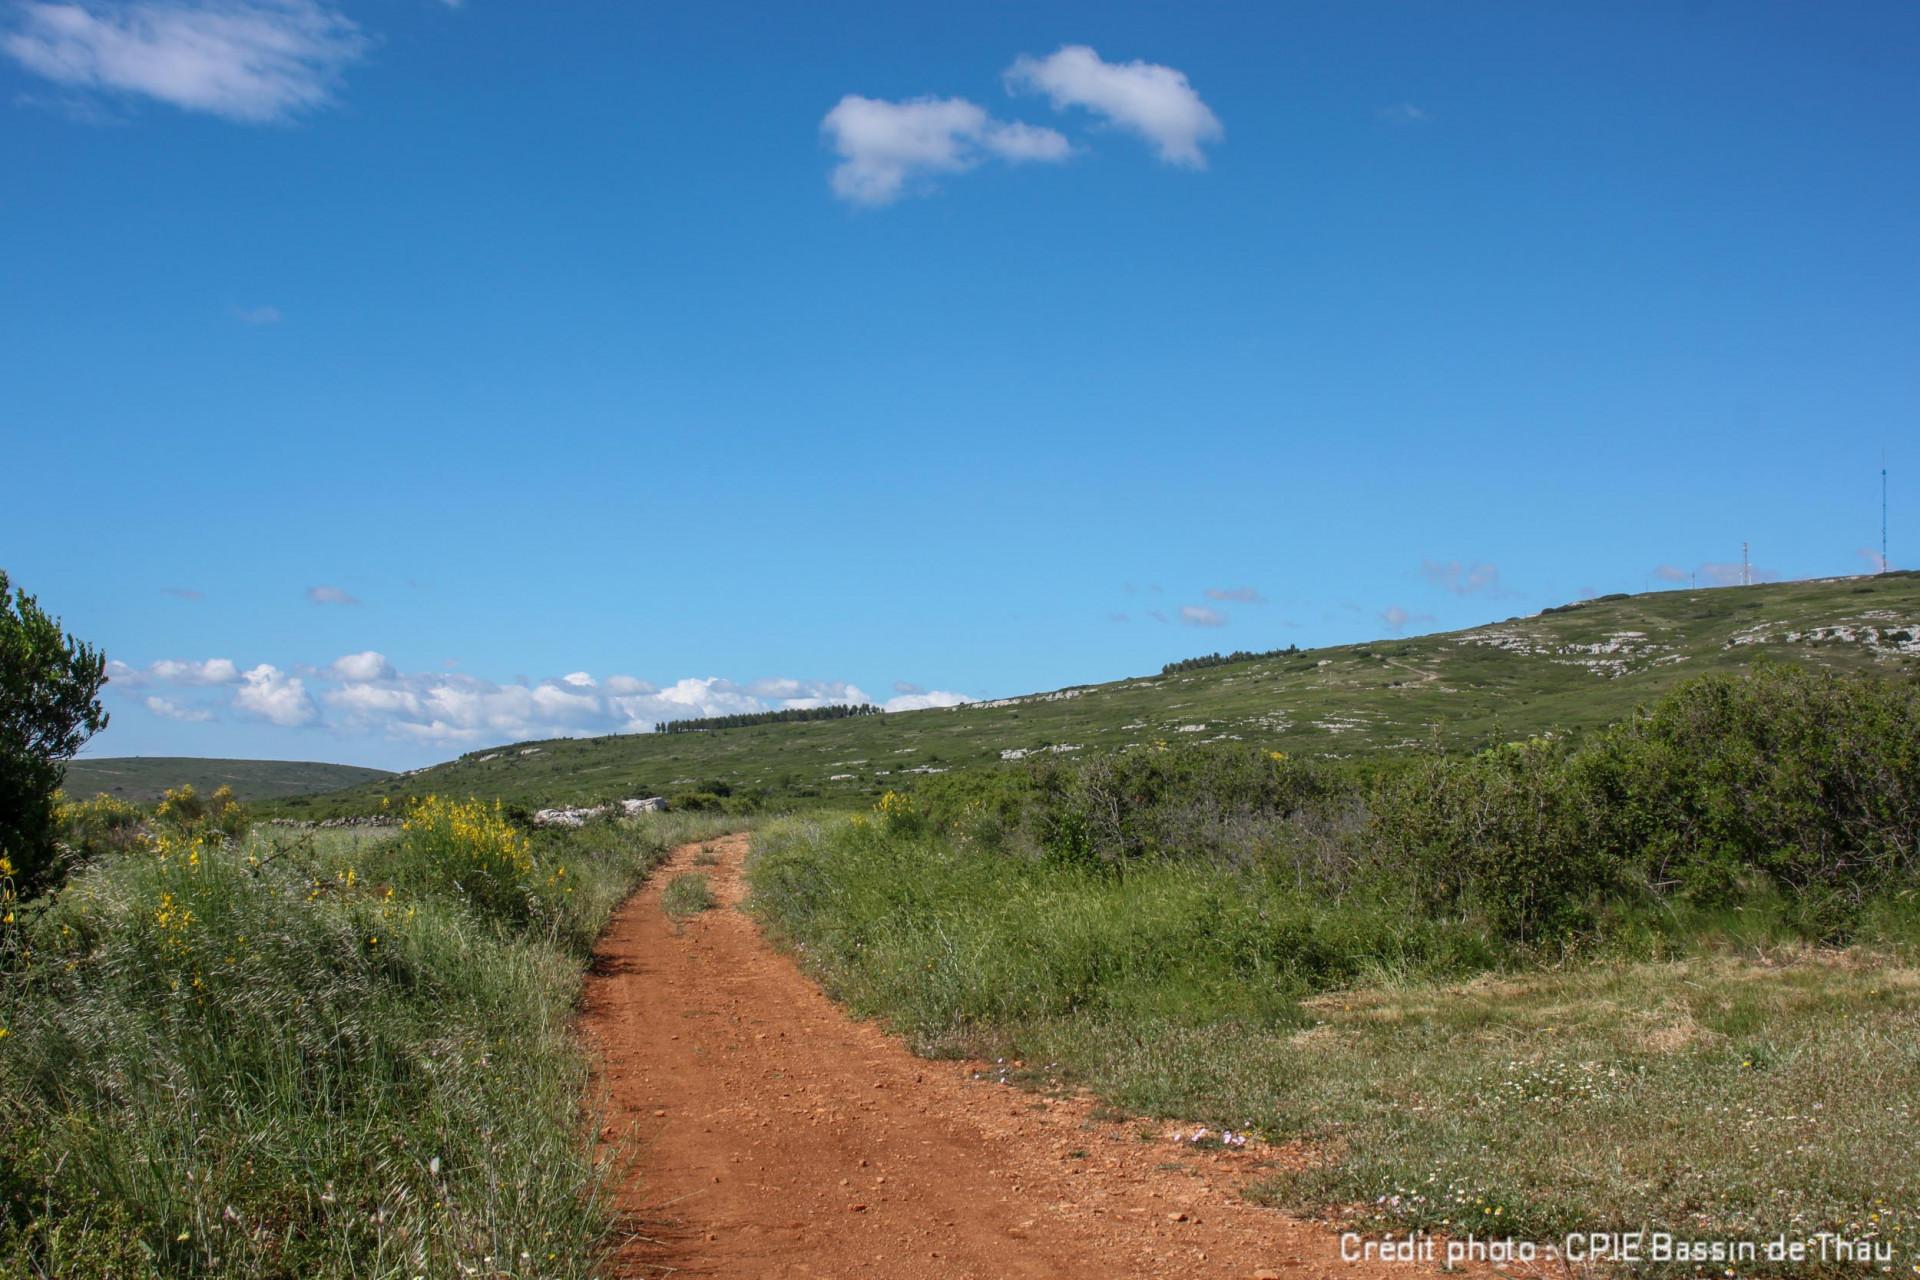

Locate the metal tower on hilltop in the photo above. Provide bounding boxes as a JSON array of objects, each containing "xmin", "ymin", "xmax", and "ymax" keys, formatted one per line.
[{"xmin": 1884, "ymin": 457, "xmax": 1890, "ymax": 573}]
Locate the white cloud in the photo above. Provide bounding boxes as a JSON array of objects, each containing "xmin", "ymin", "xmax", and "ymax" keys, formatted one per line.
[
  {"xmin": 307, "ymin": 584, "xmax": 359, "ymax": 605},
  {"xmin": 1180, "ymin": 604, "xmax": 1227, "ymax": 628},
  {"xmin": 1858, "ymin": 548, "xmax": 1890, "ymax": 573},
  {"xmin": 1204, "ymin": 586, "xmax": 1263, "ymax": 603},
  {"xmin": 1653, "ymin": 564, "xmax": 1690, "ymax": 583},
  {"xmin": 232, "ymin": 303, "xmax": 280, "ymax": 325},
  {"xmin": 1005, "ymin": 44, "xmax": 1221, "ymax": 167},
  {"xmin": 329, "ymin": 650, "xmax": 394, "ymax": 681},
  {"xmin": 560, "ymin": 671, "xmax": 596, "ymax": 689},
  {"xmin": 820, "ymin": 93, "xmax": 1069, "ymax": 205},
  {"xmin": 602, "ymin": 674, "xmax": 654, "ymax": 696},
  {"xmin": 4, "ymin": 0, "xmax": 368, "ymax": 123},
  {"xmin": 144, "ymin": 695, "xmax": 213, "ymax": 722},
  {"xmin": 154, "ymin": 656, "xmax": 241, "ymax": 685},
  {"xmin": 234, "ymin": 663, "xmax": 317, "ymax": 725},
  {"xmin": 884, "ymin": 690, "xmax": 972, "ymax": 712}
]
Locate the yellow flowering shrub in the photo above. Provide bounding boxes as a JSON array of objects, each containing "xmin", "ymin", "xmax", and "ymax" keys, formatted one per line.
[{"xmin": 398, "ymin": 796, "xmax": 543, "ymax": 922}]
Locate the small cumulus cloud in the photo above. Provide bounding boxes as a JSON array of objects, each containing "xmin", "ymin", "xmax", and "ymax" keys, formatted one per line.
[
  {"xmin": 232, "ymin": 304, "xmax": 280, "ymax": 325},
  {"xmin": 1005, "ymin": 44, "xmax": 1222, "ymax": 167},
  {"xmin": 1180, "ymin": 604, "xmax": 1227, "ymax": 628},
  {"xmin": 329, "ymin": 650, "xmax": 394, "ymax": 681},
  {"xmin": 3, "ymin": 0, "xmax": 369, "ymax": 123},
  {"xmin": 1204, "ymin": 586, "xmax": 1264, "ymax": 604},
  {"xmin": 821, "ymin": 93, "xmax": 1070, "ymax": 205},
  {"xmin": 1376, "ymin": 102, "xmax": 1429, "ymax": 125},
  {"xmin": 1421, "ymin": 560, "xmax": 1502, "ymax": 596},
  {"xmin": 235, "ymin": 663, "xmax": 318, "ymax": 726},
  {"xmin": 144, "ymin": 695, "xmax": 213, "ymax": 722},
  {"xmin": 307, "ymin": 584, "xmax": 359, "ymax": 606}
]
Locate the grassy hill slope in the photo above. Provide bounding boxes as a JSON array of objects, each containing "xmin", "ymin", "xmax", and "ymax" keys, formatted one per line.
[
  {"xmin": 64, "ymin": 757, "xmax": 393, "ymax": 805},
  {"xmin": 282, "ymin": 573, "xmax": 1920, "ymax": 817}
]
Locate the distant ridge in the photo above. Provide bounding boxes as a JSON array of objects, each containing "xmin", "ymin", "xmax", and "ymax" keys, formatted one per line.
[
  {"xmin": 64, "ymin": 757, "xmax": 393, "ymax": 805},
  {"xmin": 281, "ymin": 572, "xmax": 1920, "ymax": 817}
]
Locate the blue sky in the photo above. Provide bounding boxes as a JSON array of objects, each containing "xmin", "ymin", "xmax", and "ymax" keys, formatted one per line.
[{"xmin": 4, "ymin": 1, "xmax": 1916, "ymax": 769}]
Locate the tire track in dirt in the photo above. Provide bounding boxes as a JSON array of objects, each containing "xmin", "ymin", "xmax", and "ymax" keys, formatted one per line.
[{"xmin": 581, "ymin": 833, "xmax": 1464, "ymax": 1279}]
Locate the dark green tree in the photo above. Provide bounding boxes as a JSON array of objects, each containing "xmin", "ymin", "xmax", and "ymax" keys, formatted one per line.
[{"xmin": 2, "ymin": 570, "xmax": 109, "ymax": 896}]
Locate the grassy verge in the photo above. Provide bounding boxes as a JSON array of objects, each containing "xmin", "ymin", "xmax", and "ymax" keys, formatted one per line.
[
  {"xmin": 747, "ymin": 815, "xmax": 1920, "ymax": 1277},
  {"xmin": 0, "ymin": 805, "xmax": 738, "ymax": 1279},
  {"xmin": 661, "ymin": 872, "xmax": 715, "ymax": 921}
]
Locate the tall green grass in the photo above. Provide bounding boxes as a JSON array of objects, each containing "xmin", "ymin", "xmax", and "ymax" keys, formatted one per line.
[
  {"xmin": 748, "ymin": 814, "xmax": 1920, "ymax": 1276},
  {"xmin": 0, "ymin": 806, "xmax": 737, "ymax": 1278}
]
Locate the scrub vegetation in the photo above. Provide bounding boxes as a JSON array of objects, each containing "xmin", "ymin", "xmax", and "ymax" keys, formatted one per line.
[
  {"xmin": 0, "ymin": 792, "xmax": 738, "ymax": 1279},
  {"xmin": 747, "ymin": 665, "xmax": 1920, "ymax": 1276}
]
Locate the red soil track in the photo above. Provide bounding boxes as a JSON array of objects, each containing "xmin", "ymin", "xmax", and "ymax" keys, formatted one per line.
[{"xmin": 580, "ymin": 833, "xmax": 1468, "ymax": 1279}]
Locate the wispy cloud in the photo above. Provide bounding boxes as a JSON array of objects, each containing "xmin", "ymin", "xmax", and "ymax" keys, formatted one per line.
[
  {"xmin": 306, "ymin": 584, "xmax": 359, "ymax": 606},
  {"xmin": 1376, "ymin": 102, "xmax": 1429, "ymax": 125},
  {"xmin": 1859, "ymin": 547, "xmax": 1890, "ymax": 573},
  {"xmin": 232, "ymin": 303, "xmax": 280, "ymax": 325},
  {"xmin": 108, "ymin": 656, "xmax": 240, "ymax": 687},
  {"xmin": 1652, "ymin": 564, "xmax": 1690, "ymax": 583},
  {"xmin": 1179, "ymin": 604, "xmax": 1227, "ymax": 628},
  {"xmin": 1204, "ymin": 585, "xmax": 1263, "ymax": 604},
  {"xmin": 1421, "ymin": 560, "xmax": 1502, "ymax": 596},
  {"xmin": 820, "ymin": 93, "xmax": 1069, "ymax": 205},
  {"xmin": 159, "ymin": 585, "xmax": 204, "ymax": 600},
  {"xmin": 4, "ymin": 0, "xmax": 368, "ymax": 123},
  {"xmin": 1380, "ymin": 605, "xmax": 1436, "ymax": 632},
  {"xmin": 1005, "ymin": 44, "xmax": 1222, "ymax": 167}
]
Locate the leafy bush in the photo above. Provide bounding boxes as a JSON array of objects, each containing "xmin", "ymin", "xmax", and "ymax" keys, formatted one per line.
[
  {"xmin": 0, "ymin": 571, "xmax": 108, "ymax": 897},
  {"xmin": 1370, "ymin": 665, "xmax": 1920, "ymax": 940},
  {"xmin": 152, "ymin": 784, "xmax": 250, "ymax": 843},
  {"xmin": 54, "ymin": 792, "xmax": 149, "ymax": 862},
  {"xmin": 392, "ymin": 795, "xmax": 564, "ymax": 927}
]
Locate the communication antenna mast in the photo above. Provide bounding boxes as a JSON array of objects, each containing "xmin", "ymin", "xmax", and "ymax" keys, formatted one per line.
[
  {"xmin": 1884, "ymin": 454, "xmax": 1890, "ymax": 573},
  {"xmin": 1742, "ymin": 541, "xmax": 1750, "ymax": 587}
]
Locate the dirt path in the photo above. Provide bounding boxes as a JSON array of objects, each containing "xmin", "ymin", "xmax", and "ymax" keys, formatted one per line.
[{"xmin": 580, "ymin": 834, "xmax": 1458, "ymax": 1279}]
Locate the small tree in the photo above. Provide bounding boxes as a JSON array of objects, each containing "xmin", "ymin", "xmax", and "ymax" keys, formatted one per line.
[{"xmin": 1, "ymin": 570, "xmax": 109, "ymax": 895}]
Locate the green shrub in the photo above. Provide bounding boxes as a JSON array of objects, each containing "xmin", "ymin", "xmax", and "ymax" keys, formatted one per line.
[{"xmin": 0, "ymin": 571, "xmax": 108, "ymax": 898}]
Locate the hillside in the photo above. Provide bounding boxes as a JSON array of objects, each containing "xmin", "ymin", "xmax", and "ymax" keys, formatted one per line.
[
  {"xmin": 280, "ymin": 573, "xmax": 1920, "ymax": 816},
  {"xmin": 63, "ymin": 757, "xmax": 393, "ymax": 805}
]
